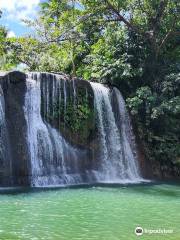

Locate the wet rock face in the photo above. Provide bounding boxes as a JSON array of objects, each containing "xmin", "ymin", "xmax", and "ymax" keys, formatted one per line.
[
  {"xmin": 3, "ymin": 71, "xmax": 179, "ymax": 186},
  {"xmin": 130, "ymin": 115, "xmax": 180, "ymax": 180},
  {"xmin": 0, "ymin": 71, "xmax": 30, "ymax": 186},
  {"xmin": 0, "ymin": 71, "xmax": 99, "ymax": 186},
  {"xmin": 38, "ymin": 73, "xmax": 97, "ymax": 148},
  {"xmin": 0, "ymin": 71, "xmax": 26, "ymax": 83},
  {"xmin": 8, "ymin": 71, "xmax": 26, "ymax": 83}
]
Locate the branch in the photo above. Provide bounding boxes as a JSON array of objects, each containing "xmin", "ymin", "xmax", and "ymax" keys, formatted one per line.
[
  {"xmin": 156, "ymin": 12, "xmax": 179, "ymax": 55},
  {"xmin": 104, "ymin": 0, "xmax": 152, "ymax": 40},
  {"xmin": 152, "ymin": 0, "xmax": 169, "ymax": 32},
  {"xmin": 157, "ymin": 30, "xmax": 180, "ymax": 55},
  {"xmin": 104, "ymin": 0, "xmax": 134, "ymax": 29},
  {"xmin": 158, "ymin": 30, "xmax": 173, "ymax": 50}
]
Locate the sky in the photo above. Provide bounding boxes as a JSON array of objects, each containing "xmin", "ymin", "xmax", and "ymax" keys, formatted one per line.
[{"xmin": 0, "ymin": 0, "xmax": 44, "ymax": 37}]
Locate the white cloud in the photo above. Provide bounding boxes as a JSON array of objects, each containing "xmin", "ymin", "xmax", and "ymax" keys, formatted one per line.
[
  {"xmin": 7, "ymin": 30, "xmax": 16, "ymax": 38},
  {"xmin": 0, "ymin": 0, "xmax": 41, "ymax": 21}
]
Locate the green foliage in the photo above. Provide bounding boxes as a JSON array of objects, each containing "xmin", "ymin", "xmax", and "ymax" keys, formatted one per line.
[
  {"xmin": 127, "ymin": 73, "xmax": 180, "ymax": 169},
  {"xmin": 0, "ymin": 25, "xmax": 17, "ymax": 70},
  {"xmin": 127, "ymin": 87, "xmax": 156, "ymax": 119},
  {"xmin": 0, "ymin": 26, "xmax": 6, "ymax": 56},
  {"xmin": 44, "ymin": 85, "xmax": 94, "ymax": 144},
  {"xmin": 6, "ymin": 37, "xmax": 43, "ymax": 71},
  {"xmin": 1, "ymin": 0, "xmax": 180, "ymax": 173},
  {"xmin": 0, "ymin": 11, "xmax": 18, "ymax": 70},
  {"xmin": 62, "ymin": 87, "xmax": 94, "ymax": 139},
  {"xmin": 63, "ymin": 97, "xmax": 93, "ymax": 134}
]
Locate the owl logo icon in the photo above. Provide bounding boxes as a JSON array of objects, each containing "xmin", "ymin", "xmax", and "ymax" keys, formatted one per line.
[{"xmin": 135, "ymin": 226, "xmax": 143, "ymax": 236}]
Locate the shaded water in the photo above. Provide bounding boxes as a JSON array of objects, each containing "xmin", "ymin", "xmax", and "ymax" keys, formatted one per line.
[{"xmin": 0, "ymin": 184, "xmax": 179, "ymax": 240}]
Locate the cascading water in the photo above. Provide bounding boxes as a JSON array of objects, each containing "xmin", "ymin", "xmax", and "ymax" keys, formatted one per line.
[
  {"xmin": 90, "ymin": 82, "xmax": 142, "ymax": 183},
  {"xmin": 0, "ymin": 71, "xmax": 144, "ymax": 187},
  {"xmin": 113, "ymin": 88, "xmax": 141, "ymax": 178},
  {"xmin": 23, "ymin": 72, "xmax": 143, "ymax": 186},
  {"xmin": 24, "ymin": 74, "xmax": 88, "ymax": 187}
]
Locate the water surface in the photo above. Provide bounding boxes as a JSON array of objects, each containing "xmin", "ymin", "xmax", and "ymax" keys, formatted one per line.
[{"xmin": 0, "ymin": 183, "xmax": 179, "ymax": 240}]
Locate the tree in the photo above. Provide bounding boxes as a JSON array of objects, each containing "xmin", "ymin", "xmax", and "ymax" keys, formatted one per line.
[
  {"xmin": 0, "ymin": 10, "xmax": 18, "ymax": 70},
  {"xmin": 2, "ymin": 0, "xmax": 180, "ymax": 172}
]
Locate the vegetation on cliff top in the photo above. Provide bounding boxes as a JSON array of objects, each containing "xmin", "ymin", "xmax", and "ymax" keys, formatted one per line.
[{"xmin": 0, "ymin": 0, "xmax": 180, "ymax": 175}]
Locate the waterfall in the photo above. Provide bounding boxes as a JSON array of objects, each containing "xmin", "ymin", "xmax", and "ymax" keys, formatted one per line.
[
  {"xmin": 23, "ymin": 73, "xmax": 143, "ymax": 187},
  {"xmin": 24, "ymin": 74, "xmax": 87, "ymax": 187},
  {"xmin": 0, "ymin": 71, "xmax": 145, "ymax": 187},
  {"xmin": 90, "ymin": 82, "xmax": 142, "ymax": 183}
]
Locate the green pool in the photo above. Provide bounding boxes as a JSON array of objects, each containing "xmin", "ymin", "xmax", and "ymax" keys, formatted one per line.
[{"xmin": 0, "ymin": 183, "xmax": 180, "ymax": 240}]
